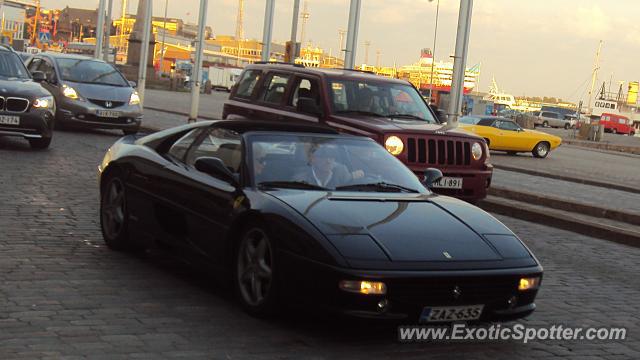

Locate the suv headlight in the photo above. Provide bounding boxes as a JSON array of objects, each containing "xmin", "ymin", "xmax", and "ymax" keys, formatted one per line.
[
  {"xmin": 32, "ymin": 95, "xmax": 54, "ymax": 109},
  {"xmin": 471, "ymin": 142, "xmax": 483, "ymax": 160},
  {"xmin": 385, "ymin": 136, "xmax": 404, "ymax": 156},
  {"xmin": 62, "ymin": 84, "xmax": 79, "ymax": 100},
  {"xmin": 129, "ymin": 91, "xmax": 140, "ymax": 105}
]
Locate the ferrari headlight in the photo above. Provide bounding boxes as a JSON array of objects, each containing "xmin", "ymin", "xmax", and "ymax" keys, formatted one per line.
[
  {"xmin": 63, "ymin": 84, "xmax": 79, "ymax": 99},
  {"xmin": 339, "ymin": 280, "xmax": 387, "ymax": 295},
  {"xmin": 518, "ymin": 276, "xmax": 541, "ymax": 291},
  {"xmin": 33, "ymin": 96, "xmax": 54, "ymax": 109},
  {"xmin": 471, "ymin": 142, "xmax": 483, "ymax": 160},
  {"xmin": 129, "ymin": 91, "xmax": 140, "ymax": 105},
  {"xmin": 384, "ymin": 136, "xmax": 404, "ymax": 156}
]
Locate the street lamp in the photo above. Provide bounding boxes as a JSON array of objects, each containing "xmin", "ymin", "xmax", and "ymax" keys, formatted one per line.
[{"xmin": 428, "ymin": 0, "xmax": 440, "ymax": 102}]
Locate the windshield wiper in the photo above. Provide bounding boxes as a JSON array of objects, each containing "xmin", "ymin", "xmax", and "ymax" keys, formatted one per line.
[
  {"xmin": 335, "ymin": 110, "xmax": 386, "ymax": 117},
  {"xmin": 388, "ymin": 113, "xmax": 427, "ymax": 121},
  {"xmin": 335, "ymin": 182, "xmax": 419, "ymax": 193},
  {"xmin": 258, "ymin": 181, "xmax": 328, "ymax": 190}
]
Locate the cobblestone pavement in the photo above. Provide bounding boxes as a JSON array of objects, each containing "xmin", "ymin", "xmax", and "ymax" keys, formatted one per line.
[{"xmin": 1, "ymin": 120, "xmax": 639, "ymax": 359}]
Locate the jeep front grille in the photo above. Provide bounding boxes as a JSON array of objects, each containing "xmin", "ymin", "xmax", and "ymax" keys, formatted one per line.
[{"xmin": 406, "ymin": 137, "xmax": 471, "ymax": 166}]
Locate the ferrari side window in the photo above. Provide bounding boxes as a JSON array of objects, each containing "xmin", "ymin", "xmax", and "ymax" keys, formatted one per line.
[
  {"xmin": 167, "ymin": 129, "xmax": 201, "ymax": 163},
  {"xmin": 187, "ymin": 128, "xmax": 242, "ymax": 173}
]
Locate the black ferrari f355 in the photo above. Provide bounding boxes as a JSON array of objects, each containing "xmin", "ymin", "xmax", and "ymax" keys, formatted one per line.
[{"xmin": 98, "ymin": 120, "xmax": 542, "ymax": 323}]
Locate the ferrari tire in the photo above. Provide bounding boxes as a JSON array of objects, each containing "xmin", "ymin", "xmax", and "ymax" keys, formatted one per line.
[
  {"xmin": 100, "ymin": 173, "xmax": 133, "ymax": 251},
  {"xmin": 564, "ymin": 123, "xmax": 570, "ymax": 129},
  {"xmin": 542, "ymin": 121, "xmax": 549, "ymax": 127},
  {"xmin": 235, "ymin": 223, "xmax": 279, "ymax": 316}
]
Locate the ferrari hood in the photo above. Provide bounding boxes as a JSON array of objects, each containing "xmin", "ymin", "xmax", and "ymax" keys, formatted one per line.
[{"xmin": 266, "ymin": 190, "xmax": 531, "ymax": 265}]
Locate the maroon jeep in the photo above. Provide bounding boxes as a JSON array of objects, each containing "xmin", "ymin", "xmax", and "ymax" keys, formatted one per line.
[{"xmin": 222, "ymin": 63, "xmax": 492, "ymax": 202}]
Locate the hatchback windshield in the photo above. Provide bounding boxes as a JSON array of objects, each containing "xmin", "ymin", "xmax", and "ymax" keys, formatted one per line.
[
  {"xmin": 0, "ymin": 51, "xmax": 30, "ymax": 79},
  {"xmin": 56, "ymin": 58, "xmax": 128, "ymax": 86},
  {"xmin": 329, "ymin": 79, "xmax": 438, "ymax": 123},
  {"xmin": 249, "ymin": 134, "xmax": 428, "ymax": 193}
]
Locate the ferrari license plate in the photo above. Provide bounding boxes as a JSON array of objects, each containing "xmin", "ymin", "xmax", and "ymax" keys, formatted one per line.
[
  {"xmin": 0, "ymin": 115, "xmax": 20, "ymax": 125},
  {"xmin": 97, "ymin": 110, "xmax": 121, "ymax": 118},
  {"xmin": 431, "ymin": 177, "xmax": 463, "ymax": 189},
  {"xmin": 420, "ymin": 305, "xmax": 484, "ymax": 323}
]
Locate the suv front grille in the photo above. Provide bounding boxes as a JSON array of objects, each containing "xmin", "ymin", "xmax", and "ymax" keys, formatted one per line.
[
  {"xmin": 5, "ymin": 97, "xmax": 29, "ymax": 113},
  {"xmin": 407, "ymin": 137, "xmax": 471, "ymax": 166},
  {"xmin": 88, "ymin": 99, "xmax": 126, "ymax": 108}
]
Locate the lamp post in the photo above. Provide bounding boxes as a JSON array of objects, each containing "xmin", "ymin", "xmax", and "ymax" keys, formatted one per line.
[
  {"xmin": 158, "ymin": 0, "xmax": 169, "ymax": 74},
  {"xmin": 343, "ymin": 0, "xmax": 361, "ymax": 69},
  {"xmin": 261, "ymin": 0, "xmax": 275, "ymax": 62},
  {"xmin": 187, "ymin": 0, "xmax": 208, "ymax": 122},
  {"xmin": 446, "ymin": 0, "xmax": 474, "ymax": 129},
  {"xmin": 95, "ymin": 0, "xmax": 106, "ymax": 59},
  {"xmin": 428, "ymin": 0, "xmax": 440, "ymax": 102}
]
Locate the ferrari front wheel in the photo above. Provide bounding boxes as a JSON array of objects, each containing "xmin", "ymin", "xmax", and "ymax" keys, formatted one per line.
[{"xmin": 235, "ymin": 224, "xmax": 279, "ymax": 316}]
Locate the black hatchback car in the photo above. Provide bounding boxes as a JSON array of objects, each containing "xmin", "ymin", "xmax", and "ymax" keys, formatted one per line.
[
  {"xmin": 25, "ymin": 53, "xmax": 142, "ymax": 135},
  {"xmin": 0, "ymin": 45, "xmax": 56, "ymax": 149}
]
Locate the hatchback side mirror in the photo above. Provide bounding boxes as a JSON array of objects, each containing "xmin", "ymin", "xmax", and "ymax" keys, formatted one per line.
[
  {"xmin": 423, "ymin": 168, "xmax": 443, "ymax": 189},
  {"xmin": 128, "ymin": 80, "xmax": 137, "ymax": 88},
  {"xmin": 194, "ymin": 156, "xmax": 238, "ymax": 185},
  {"xmin": 297, "ymin": 97, "xmax": 322, "ymax": 117},
  {"xmin": 32, "ymin": 71, "xmax": 46, "ymax": 82}
]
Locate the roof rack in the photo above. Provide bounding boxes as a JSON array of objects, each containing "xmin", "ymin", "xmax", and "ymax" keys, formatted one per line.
[
  {"xmin": 254, "ymin": 61, "xmax": 305, "ymax": 68},
  {"xmin": 342, "ymin": 68, "xmax": 375, "ymax": 75}
]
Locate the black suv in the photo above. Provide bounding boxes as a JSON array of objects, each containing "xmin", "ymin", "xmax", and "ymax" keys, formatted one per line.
[{"xmin": 0, "ymin": 45, "xmax": 55, "ymax": 149}]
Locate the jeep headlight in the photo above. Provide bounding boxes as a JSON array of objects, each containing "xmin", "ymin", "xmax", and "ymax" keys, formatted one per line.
[
  {"xmin": 62, "ymin": 84, "xmax": 79, "ymax": 99},
  {"xmin": 33, "ymin": 95, "xmax": 54, "ymax": 109},
  {"xmin": 129, "ymin": 91, "xmax": 140, "ymax": 105},
  {"xmin": 385, "ymin": 136, "xmax": 404, "ymax": 156},
  {"xmin": 471, "ymin": 142, "xmax": 483, "ymax": 160}
]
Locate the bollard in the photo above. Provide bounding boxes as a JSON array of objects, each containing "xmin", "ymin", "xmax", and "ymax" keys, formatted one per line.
[{"xmin": 204, "ymin": 80, "xmax": 212, "ymax": 94}]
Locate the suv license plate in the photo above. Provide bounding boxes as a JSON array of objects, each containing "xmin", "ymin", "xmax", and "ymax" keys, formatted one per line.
[
  {"xmin": 97, "ymin": 110, "xmax": 121, "ymax": 118},
  {"xmin": 432, "ymin": 177, "xmax": 463, "ymax": 189},
  {"xmin": 420, "ymin": 305, "xmax": 484, "ymax": 323},
  {"xmin": 0, "ymin": 115, "xmax": 20, "ymax": 125}
]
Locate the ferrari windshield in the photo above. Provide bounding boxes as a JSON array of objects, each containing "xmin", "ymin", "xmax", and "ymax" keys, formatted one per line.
[
  {"xmin": 56, "ymin": 58, "xmax": 128, "ymax": 86},
  {"xmin": 249, "ymin": 134, "xmax": 427, "ymax": 193},
  {"xmin": 329, "ymin": 79, "xmax": 438, "ymax": 123}
]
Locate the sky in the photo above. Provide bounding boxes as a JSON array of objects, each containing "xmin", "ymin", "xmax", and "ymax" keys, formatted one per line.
[{"xmin": 40, "ymin": 0, "xmax": 640, "ymax": 102}]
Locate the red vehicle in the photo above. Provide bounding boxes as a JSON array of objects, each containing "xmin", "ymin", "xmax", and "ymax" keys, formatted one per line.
[
  {"xmin": 222, "ymin": 63, "xmax": 493, "ymax": 203},
  {"xmin": 600, "ymin": 113, "xmax": 636, "ymax": 135}
]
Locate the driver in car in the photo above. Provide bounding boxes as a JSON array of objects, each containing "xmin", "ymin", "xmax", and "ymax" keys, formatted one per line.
[{"xmin": 294, "ymin": 146, "xmax": 364, "ymax": 188}]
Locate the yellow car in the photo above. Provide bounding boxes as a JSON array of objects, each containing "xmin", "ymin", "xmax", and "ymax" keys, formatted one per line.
[{"xmin": 459, "ymin": 116, "xmax": 562, "ymax": 158}]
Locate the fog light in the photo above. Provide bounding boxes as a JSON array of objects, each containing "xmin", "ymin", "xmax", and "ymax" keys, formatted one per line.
[
  {"xmin": 377, "ymin": 299, "xmax": 390, "ymax": 312},
  {"xmin": 339, "ymin": 280, "xmax": 387, "ymax": 295},
  {"xmin": 77, "ymin": 114, "xmax": 85, "ymax": 119},
  {"xmin": 518, "ymin": 276, "xmax": 541, "ymax": 291},
  {"xmin": 507, "ymin": 295, "xmax": 517, "ymax": 308}
]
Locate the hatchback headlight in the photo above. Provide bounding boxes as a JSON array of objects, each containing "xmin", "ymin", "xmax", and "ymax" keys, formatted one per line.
[
  {"xmin": 385, "ymin": 136, "xmax": 404, "ymax": 156},
  {"xmin": 33, "ymin": 96, "xmax": 54, "ymax": 109},
  {"xmin": 471, "ymin": 142, "xmax": 483, "ymax": 160},
  {"xmin": 63, "ymin": 84, "xmax": 79, "ymax": 100},
  {"xmin": 129, "ymin": 91, "xmax": 140, "ymax": 105}
]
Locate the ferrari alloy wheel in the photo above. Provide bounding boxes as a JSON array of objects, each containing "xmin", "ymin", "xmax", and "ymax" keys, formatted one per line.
[
  {"xmin": 533, "ymin": 142, "xmax": 550, "ymax": 158},
  {"xmin": 236, "ymin": 226, "xmax": 278, "ymax": 315},
  {"xmin": 100, "ymin": 176, "xmax": 130, "ymax": 250}
]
